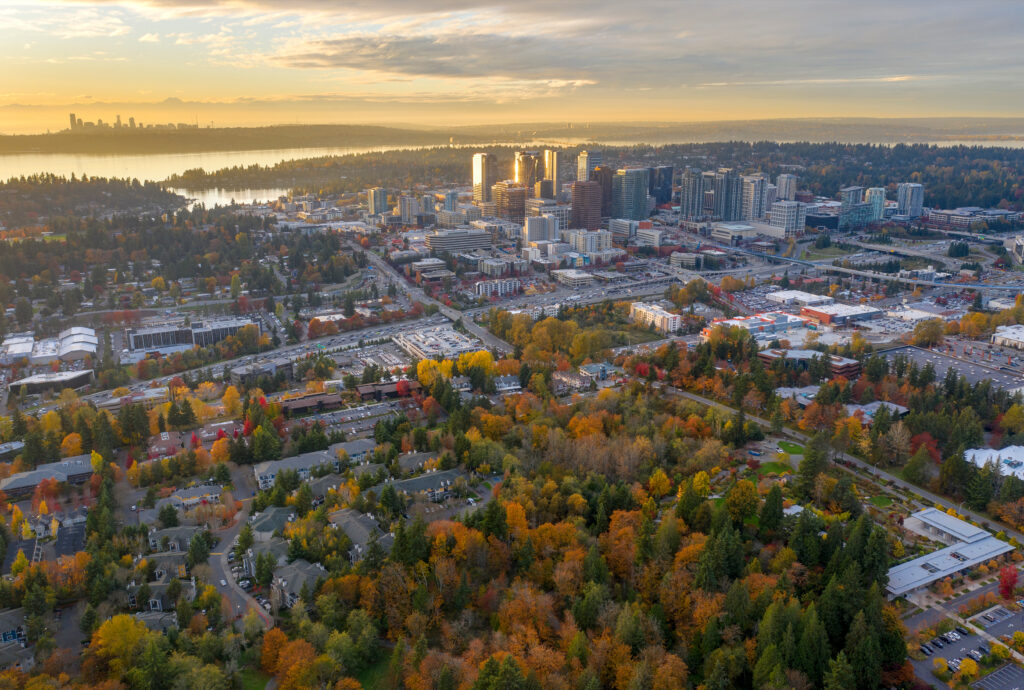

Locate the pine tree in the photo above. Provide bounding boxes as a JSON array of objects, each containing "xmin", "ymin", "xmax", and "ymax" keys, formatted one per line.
[
  {"xmin": 844, "ymin": 611, "xmax": 881, "ymax": 690},
  {"xmin": 796, "ymin": 604, "xmax": 829, "ymax": 685},
  {"xmin": 760, "ymin": 483, "xmax": 784, "ymax": 535},
  {"xmin": 823, "ymin": 651, "xmax": 856, "ymax": 690}
]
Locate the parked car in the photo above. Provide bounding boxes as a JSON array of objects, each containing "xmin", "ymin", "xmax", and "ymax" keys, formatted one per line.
[
  {"xmin": 956, "ymin": 626, "xmax": 970, "ymax": 636},
  {"xmin": 978, "ymin": 645, "xmax": 991, "ymax": 655},
  {"xmin": 968, "ymin": 650, "xmax": 983, "ymax": 661},
  {"xmin": 931, "ymin": 638, "xmax": 944, "ymax": 648},
  {"xmin": 919, "ymin": 645, "xmax": 932, "ymax": 656},
  {"xmin": 984, "ymin": 613, "xmax": 997, "ymax": 622}
]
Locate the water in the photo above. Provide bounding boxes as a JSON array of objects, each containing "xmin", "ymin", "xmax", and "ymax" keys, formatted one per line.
[{"xmin": 166, "ymin": 187, "xmax": 290, "ymax": 207}]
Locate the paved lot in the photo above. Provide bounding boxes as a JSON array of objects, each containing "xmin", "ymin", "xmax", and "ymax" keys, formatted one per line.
[
  {"xmin": 974, "ymin": 664, "xmax": 1024, "ymax": 690},
  {"xmin": 880, "ymin": 345, "xmax": 1024, "ymax": 390},
  {"xmin": 973, "ymin": 605, "xmax": 1024, "ymax": 639},
  {"xmin": 911, "ymin": 626, "xmax": 987, "ymax": 687}
]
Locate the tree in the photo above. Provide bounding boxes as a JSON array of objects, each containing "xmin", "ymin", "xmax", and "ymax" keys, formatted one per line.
[
  {"xmin": 902, "ymin": 445, "xmax": 931, "ymax": 485},
  {"xmin": 823, "ymin": 651, "xmax": 856, "ymax": 690},
  {"xmin": 60, "ymin": 432, "xmax": 83, "ymax": 457},
  {"xmin": 999, "ymin": 565, "xmax": 1018, "ymax": 599},
  {"xmin": 473, "ymin": 655, "xmax": 528, "ymax": 690},
  {"xmin": 222, "ymin": 386, "xmax": 242, "ymax": 417},
  {"xmin": 957, "ymin": 657, "xmax": 978, "ymax": 680},
  {"xmin": 725, "ymin": 479, "xmax": 759, "ymax": 523},
  {"xmin": 261, "ymin": 627, "xmax": 288, "ymax": 674},
  {"xmin": 158, "ymin": 504, "xmax": 179, "ymax": 528},
  {"xmin": 844, "ymin": 611, "xmax": 880, "ymax": 690},
  {"xmin": 911, "ymin": 319, "xmax": 944, "ymax": 347},
  {"xmin": 90, "ymin": 614, "xmax": 153, "ymax": 678},
  {"xmin": 14, "ymin": 298, "xmax": 32, "ymax": 327},
  {"xmin": 760, "ymin": 484, "xmax": 784, "ymax": 534},
  {"xmin": 230, "ymin": 274, "xmax": 242, "ymax": 299},
  {"xmin": 648, "ymin": 469, "xmax": 671, "ymax": 499}
]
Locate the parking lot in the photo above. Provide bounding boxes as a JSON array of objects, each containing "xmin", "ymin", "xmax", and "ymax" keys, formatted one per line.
[
  {"xmin": 974, "ymin": 664, "xmax": 1024, "ymax": 690},
  {"xmin": 912, "ymin": 624, "xmax": 989, "ymax": 684},
  {"xmin": 972, "ymin": 604, "xmax": 1024, "ymax": 640}
]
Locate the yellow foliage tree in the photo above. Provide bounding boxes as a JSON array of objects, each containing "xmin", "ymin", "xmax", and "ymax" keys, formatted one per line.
[
  {"xmin": 20, "ymin": 521, "xmax": 32, "ymax": 540},
  {"xmin": 11, "ymin": 549, "xmax": 28, "ymax": 576},
  {"xmin": 221, "ymin": 386, "xmax": 242, "ymax": 417},
  {"xmin": 90, "ymin": 450, "xmax": 104, "ymax": 474},
  {"xmin": 210, "ymin": 438, "xmax": 230, "ymax": 464},
  {"xmin": 40, "ymin": 410, "xmax": 62, "ymax": 435},
  {"xmin": 38, "ymin": 500, "xmax": 48, "ymax": 516},
  {"xmin": 90, "ymin": 614, "xmax": 153, "ymax": 679},
  {"xmin": 60, "ymin": 432, "xmax": 83, "ymax": 457},
  {"xmin": 692, "ymin": 471, "xmax": 711, "ymax": 497},
  {"xmin": 649, "ymin": 469, "xmax": 672, "ymax": 499}
]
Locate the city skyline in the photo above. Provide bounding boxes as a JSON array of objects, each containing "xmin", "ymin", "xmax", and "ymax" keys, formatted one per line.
[{"xmin": 2, "ymin": 0, "xmax": 1024, "ymax": 133}]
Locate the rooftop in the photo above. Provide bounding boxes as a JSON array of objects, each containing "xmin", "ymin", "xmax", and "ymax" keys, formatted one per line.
[
  {"xmin": 910, "ymin": 507, "xmax": 988, "ymax": 544},
  {"xmin": 887, "ymin": 535, "xmax": 1014, "ymax": 597}
]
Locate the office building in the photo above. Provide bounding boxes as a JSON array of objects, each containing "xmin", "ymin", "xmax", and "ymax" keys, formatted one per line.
[
  {"xmin": 493, "ymin": 180, "xmax": 527, "ymax": 224},
  {"xmin": 472, "ymin": 153, "xmax": 498, "ymax": 203},
  {"xmin": 425, "ymin": 229, "xmax": 492, "ymax": 253},
  {"xmin": 679, "ymin": 168, "xmax": 704, "ymax": 219},
  {"xmin": 765, "ymin": 290, "xmax": 833, "ymax": 307},
  {"xmin": 551, "ymin": 269, "xmax": 594, "ymax": 288},
  {"xmin": 534, "ymin": 179, "xmax": 554, "ymax": 200},
  {"xmin": 571, "ymin": 181, "xmax": 602, "ymax": 230},
  {"xmin": 593, "ymin": 165, "xmax": 614, "ymax": 216},
  {"xmin": 367, "ymin": 187, "xmax": 387, "ymax": 216},
  {"xmin": 577, "ymin": 150, "xmax": 601, "ymax": 181},
  {"xmin": 399, "ymin": 195, "xmax": 419, "ymax": 224},
  {"xmin": 650, "ymin": 166, "xmax": 674, "ymax": 205},
  {"xmin": 475, "ymin": 278, "xmax": 521, "ymax": 298},
  {"xmin": 897, "ymin": 182, "xmax": 924, "ymax": 217},
  {"xmin": 865, "ymin": 187, "xmax": 886, "ymax": 221},
  {"xmin": 514, "ymin": 151, "xmax": 541, "ymax": 193},
  {"xmin": 799, "ymin": 303, "xmax": 882, "ymax": 325},
  {"xmin": 776, "ymin": 173, "xmax": 798, "ymax": 201},
  {"xmin": 635, "ymin": 227, "xmax": 662, "ymax": 247},
  {"xmin": 763, "ymin": 184, "xmax": 777, "ymax": 213},
  {"xmin": 741, "ymin": 175, "xmax": 767, "ymax": 220},
  {"xmin": 524, "ymin": 216, "xmax": 556, "ymax": 242},
  {"xmin": 127, "ymin": 317, "xmax": 259, "ymax": 353},
  {"xmin": 543, "ymin": 150, "xmax": 560, "ymax": 189},
  {"xmin": 768, "ymin": 200, "xmax": 807, "ymax": 237},
  {"xmin": 609, "ymin": 218, "xmax": 638, "ymax": 242},
  {"xmin": 568, "ymin": 230, "xmax": 612, "ymax": 254},
  {"xmin": 393, "ymin": 326, "xmax": 481, "ymax": 359},
  {"xmin": 701, "ymin": 312, "xmax": 807, "ymax": 341},
  {"xmin": 613, "ymin": 168, "xmax": 650, "ymax": 221},
  {"xmin": 839, "ymin": 187, "xmax": 872, "ymax": 231},
  {"xmin": 630, "ymin": 302, "xmax": 681, "ymax": 334},
  {"xmin": 670, "ymin": 252, "xmax": 702, "ymax": 269},
  {"xmin": 443, "ymin": 190, "xmax": 458, "ymax": 211}
]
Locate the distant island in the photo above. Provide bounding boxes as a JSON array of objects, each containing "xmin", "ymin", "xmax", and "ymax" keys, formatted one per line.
[
  {"xmin": 0, "ymin": 124, "xmax": 487, "ymax": 155},
  {"xmin": 3, "ymin": 118, "xmax": 1024, "ymax": 155}
]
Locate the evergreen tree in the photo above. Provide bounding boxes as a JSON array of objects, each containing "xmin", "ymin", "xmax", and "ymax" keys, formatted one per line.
[
  {"xmin": 823, "ymin": 651, "xmax": 857, "ymax": 690},
  {"xmin": 844, "ymin": 611, "xmax": 881, "ymax": 690},
  {"xmin": 796, "ymin": 604, "xmax": 829, "ymax": 685},
  {"xmin": 760, "ymin": 483, "xmax": 784, "ymax": 535}
]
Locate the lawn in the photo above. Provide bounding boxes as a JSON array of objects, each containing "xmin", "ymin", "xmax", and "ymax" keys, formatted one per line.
[
  {"xmin": 357, "ymin": 657, "xmax": 391, "ymax": 690},
  {"xmin": 778, "ymin": 441, "xmax": 805, "ymax": 455},
  {"xmin": 870, "ymin": 495, "xmax": 893, "ymax": 507},
  {"xmin": 753, "ymin": 461, "xmax": 791, "ymax": 476},
  {"xmin": 237, "ymin": 668, "xmax": 270, "ymax": 690}
]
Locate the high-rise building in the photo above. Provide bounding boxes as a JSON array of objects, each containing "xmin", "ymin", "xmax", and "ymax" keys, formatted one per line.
[
  {"xmin": 493, "ymin": 180, "xmax": 527, "ymax": 224},
  {"xmin": 472, "ymin": 153, "xmax": 498, "ymax": 203},
  {"xmin": 399, "ymin": 196, "xmax": 419, "ymax": 224},
  {"xmin": 577, "ymin": 150, "xmax": 602, "ymax": 181},
  {"xmin": 514, "ymin": 151, "xmax": 541, "ymax": 194},
  {"xmin": 68, "ymin": 113, "xmax": 76, "ymax": 130},
  {"xmin": 444, "ymin": 190, "xmax": 459, "ymax": 212},
  {"xmin": 865, "ymin": 187, "xmax": 886, "ymax": 221},
  {"xmin": 571, "ymin": 181, "xmax": 602, "ymax": 231},
  {"xmin": 593, "ymin": 165, "xmax": 614, "ymax": 217},
  {"xmin": 679, "ymin": 168, "xmax": 704, "ymax": 220},
  {"xmin": 613, "ymin": 168, "xmax": 650, "ymax": 221},
  {"xmin": 897, "ymin": 182, "xmax": 924, "ymax": 217},
  {"xmin": 769, "ymin": 201, "xmax": 807, "ymax": 237},
  {"xmin": 776, "ymin": 173, "xmax": 798, "ymax": 201},
  {"xmin": 543, "ymin": 150, "xmax": 560, "ymax": 188},
  {"xmin": 524, "ymin": 216, "xmax": 556, "ymax": 242},
  {"xmin": 713, "ymin": 168, "xmax": 742, "ymax": 221},
  {"xmin": 840, "ymin": 186, "xmax": 864, "ymax": 212},
  {"xmin": 568, "ymin": 229, "xmax": 612, "ymax": 253},
  {"xmin": 367, "ymin": 187, "xmax": 387, "ymax": 216},
  {"xmin": 763, "ymin": 184, "xmax": 777, "ymax": 214},
  {"xmin": 741, "ymin": 175, "xmax": 767, "ymax": 220},
  {"xmin": 421, "ymin": 194, "xmax": 436, "ymax": 215},
  {"xmin": 649, "ymin": 166, "xmax": 674, "ymax": 205},
  {"xmin": 534, "ymin": 179, "xmax": 554, "ymax": 200}
]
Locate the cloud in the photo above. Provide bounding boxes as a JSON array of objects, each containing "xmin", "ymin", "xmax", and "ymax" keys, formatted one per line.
[{"xmin": 138, "ymin": 32, "xmax": 160, "ymax": 42}]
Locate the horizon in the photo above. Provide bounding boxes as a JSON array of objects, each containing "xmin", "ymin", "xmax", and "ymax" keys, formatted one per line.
[{"xmin": 2, "ymin": 1, "xmax": 1023, "ymax": 134}]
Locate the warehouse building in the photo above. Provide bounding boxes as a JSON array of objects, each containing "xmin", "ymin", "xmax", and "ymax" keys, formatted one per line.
[{"xmin": 799, "ymin": 303, "xmax": 882, "ymax": 325}]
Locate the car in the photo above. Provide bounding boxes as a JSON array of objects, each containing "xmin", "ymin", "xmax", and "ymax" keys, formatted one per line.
[
  {"xmin": 919, "ymin": 645, "xmax": 932, "ymax": 656},
  {"xmin": 984, "ymin": 613, "xmax": 996, "ymax": 622},
  {"xmin": 931, "ymin": 638, "xmax": 944, "ymax": 648},
  {"xmin": 956, "ymin": 626, "xmax": 970, "ymax": 636},
  {"xmin": 968, "ymin": 650, "xmax": 983, "ymax": 661},
  {"xmin": 219, "ymin": 579, "xmax": 228, "ymax": 587},
  {"xmin": 978, "ymin": 644, "xmax": 990, "ymax": 655}
]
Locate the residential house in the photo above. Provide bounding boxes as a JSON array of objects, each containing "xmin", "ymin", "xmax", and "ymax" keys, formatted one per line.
[
  {"xmin": 253, "ymin": 450, "xmax": 336, "ymax": 490},
  {"xmin": 372, "ymin": 469, "xmax": 466, "ymax": 504},
  {"xmin": 329, "ymin": 509, "xmax": 394, "ymax": 562},
  {"xmin": 494, "ymin": 375, "xmax": 522, "ymax": 393},
  {"xmin": 250, "ymin": 506, "xmax": 295, "ymax": 542},
  {"xmin": 551, "ymin": 370, "xmax": 591, "ymax": 395},
  {"xmin": 148, "ymin": 525, "xmax": 202, "ymax": 552},
  {"xmin": 0, "ymin": 456, "xmax": 93, "ymax": 497},
  {"xmin": 272, "ymin": 559, "xmax": 326, "ymax": 609}
]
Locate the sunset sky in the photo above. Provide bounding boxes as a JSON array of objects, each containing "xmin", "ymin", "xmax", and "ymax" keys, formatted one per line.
[{"xmin": 1, "ymin": 0, "xmax": 1022, "ymax": 133}]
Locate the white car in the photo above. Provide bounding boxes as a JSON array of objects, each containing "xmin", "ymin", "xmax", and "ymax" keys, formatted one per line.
[{"xmin": 219, "ymin": 579, "xmax": 228, "ymax": 587}]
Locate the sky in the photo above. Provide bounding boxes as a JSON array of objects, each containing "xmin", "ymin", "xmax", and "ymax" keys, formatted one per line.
[{"xmin": 1, "ymin": 0, "xmax": 1023, "ymax": 133}]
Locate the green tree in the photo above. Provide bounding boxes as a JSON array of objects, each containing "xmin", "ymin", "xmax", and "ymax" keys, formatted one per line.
[
  {"xmin": 823, "ymin": 651, "xmax": 856, "ymax": 690},
  {"xmin": 760, "ymin": 483, "xmax": 784, "ymax": 534}
]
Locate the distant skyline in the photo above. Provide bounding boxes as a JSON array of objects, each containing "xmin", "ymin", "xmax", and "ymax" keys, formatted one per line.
[{"xmin": 2, "ymin": 0, "xmax": 1024, "ymax": 134}]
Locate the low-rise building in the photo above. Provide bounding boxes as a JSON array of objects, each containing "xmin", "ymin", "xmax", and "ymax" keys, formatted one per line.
[
  {"xmin": 328, "ymin": 509, "xmax": 394, "ymax": 562},
  {"xmin": 0, "ymin": 455, "xmax": 93, "ymax": 497},
  {"xmin": 629, "ymin": 302, "xmax": 681, "ymax": 334},
  {"xmin": 799, "ymin": 303, "xmax": 882, "ymax": 325},
  {"xmin": 393, "ymin": 326, "xmax": 481, "ymax": 359},
  {"xmin": 253, "ymin": 450, "xmax": 337, "ymax": 490},
  {"xmin": 992, "ymin": 324, "xmax": 1024, "ymax": 350},
  {"xmin": 757, "ymin": 349, "xmax": 861, "ymax": 378},
  {"xmin": 765, "ymin": 290, "xmax": 834, "ymax": 307},
  {"xmin": 701, "ymin": 312, "xmax": 807, "ymax": 341},
  {"xmin": 551, "ymin": 269, "xmax": 594, "ymax": 288},
  {"xmin": 273, "ymin": 559, "xmax": 327, "ymax": 609}
]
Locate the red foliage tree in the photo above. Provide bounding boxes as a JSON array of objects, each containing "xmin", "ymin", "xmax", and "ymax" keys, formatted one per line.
[{"xmin": 999, "ymin": 565, "xmax": 1018, "ymax": 599}]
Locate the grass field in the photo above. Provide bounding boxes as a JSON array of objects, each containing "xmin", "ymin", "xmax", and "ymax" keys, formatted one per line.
[
  {"xmin": 778, "ymin": 441, "xmax": 805, "ymax": 455},
  {"xmin": 357, "ymin": 658, "xmax": 391, "ymax": 689},
  {"xmin": 753, "ymin": 461, "xmax": 791, "ymax": 476},
  {"xmin": 801, "ymin": 246, "xmax": 856, "ymax": 260},
  {"xmin": 870, "ymin": 495, "xmax": 893, "ymax": 507},
  {"xmin": 237, "ymin": 668, "xmax": 270, "ymax": 690}
]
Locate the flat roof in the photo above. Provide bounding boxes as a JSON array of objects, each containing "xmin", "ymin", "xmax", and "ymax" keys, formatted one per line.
[
  {"xmin": 966, "ymin": 445, "xmax": 1024, "ymax": 481},
  {"xmin": 911, "ymin": 507, "xmax": 988, "ymax": 543},
  {"xmin": 887, "ymin": 535, "xmax": 1014, "ymax": 597}
]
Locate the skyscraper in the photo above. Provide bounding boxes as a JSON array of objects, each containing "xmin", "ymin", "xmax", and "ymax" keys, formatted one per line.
[
  {"xmin": 472, "ymin": 153, "xmax": 497, "ymax": 203},
  {"xmin": 776, "ymin": 173, "xmax": 798, "ymax": 201},
  {"xmin": 897, "ymin": 182, "xmax": 924, "ymax": 217},
  {"xmin": 713, "ymin": 168, "xmax": 742, "ymax": 221},
  {"xmin": 514, "ymin": 151, "xmax": 541, "ymax": 194},
  {"xmin": 493, "ymin": 180, "xmax": 527, "ymax": 224},
  {"xmin": 613, "ymin": 168, "xmax": 650, "ymax": 221},
  {"xmin": 367, "ymin": 187, "xmax": 387, "ymax": 216},
  {"xmin": 593, "ymin": 165, "xmax": 614, "ymax": 217},
  {"xmin": 399, "ymin": 196, "xmax": 419, "ymax": 224},
  {"xmin": 650, "ymin": 166, "xmax": 674, "ymax": 205},
  {"xmin": 68, "ymin": 113, "xmax": 76, "ymax": 130},
  {"xmin": 577, "ymin": 150, "xmax": 602, "ymax": 181},
  {"xmin": 543, "ymin": 150, "xmax": 560, "ymax": 188},
  {"xmin": 741, "ymin": 175, "xmax": 767, "ymax": 220},
  {"xmin": 865, "ymin": 187, "xmax": 886, "ymax": 221},
  {"xmin": 571, "ymin": 181, "xmax": 602, "ymax": 231},
  {"xmin": 840, "ymin": 186, "xmax": 864, "ymax": 212},
  {"xmin": 534, "ymin": 180, "xmax": 554, "ymax": 200},
  {"xmin": 679, "ymin": 168, "xmax": 704, "ymax": 220}
]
